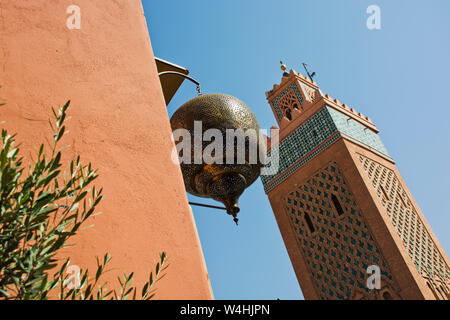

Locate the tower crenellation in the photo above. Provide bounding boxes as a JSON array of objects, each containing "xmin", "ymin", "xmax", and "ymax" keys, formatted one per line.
[{"xmin": 265, "ymin": 70, "xmax": 376, "ymax": 141}]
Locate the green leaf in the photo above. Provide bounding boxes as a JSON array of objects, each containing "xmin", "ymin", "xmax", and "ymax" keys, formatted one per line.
[
  {"xmin": 141, "ymin": 283, "xmax": 149, "ymax": 299},
  {"xmin": 49, "ymin": 152, "xmax": 62, "ymax": 171},
  {"xmin": 61, "ymin": 100, "xmax": 70, "ymax": 113},
  {"xmin": 7, "ymin": 148, "xmax": 18, "ymax": 159},
  {"xmin": 54, "ymin": 126, "xmax": 65, "ymax": 142}
]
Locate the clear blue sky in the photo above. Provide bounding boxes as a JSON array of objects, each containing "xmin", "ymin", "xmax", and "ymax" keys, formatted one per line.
[{"xmin": 142, "ymin": 0, "xmax": 450, "ymax": 299}]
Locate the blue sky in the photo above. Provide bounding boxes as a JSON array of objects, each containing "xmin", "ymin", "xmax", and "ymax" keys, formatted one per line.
[{"xmin": 143, "ymin": 0, "xmax": 450, "ymax": 299}]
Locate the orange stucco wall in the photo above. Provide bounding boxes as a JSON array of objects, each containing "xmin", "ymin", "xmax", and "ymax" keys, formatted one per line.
[{"xmin": 0, "ymin": 0, "xmax": 212, "ymax": 299}]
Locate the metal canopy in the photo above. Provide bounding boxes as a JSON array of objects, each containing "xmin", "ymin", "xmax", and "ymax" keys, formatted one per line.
[{"xmin": 155, "ymin": 57, "xmax": 189, "ymax": 105}]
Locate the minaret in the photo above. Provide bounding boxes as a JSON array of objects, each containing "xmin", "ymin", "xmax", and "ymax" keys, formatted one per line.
[{"xmin": 262, "ymin": 66, "xmax": 450, "ymax": 300}]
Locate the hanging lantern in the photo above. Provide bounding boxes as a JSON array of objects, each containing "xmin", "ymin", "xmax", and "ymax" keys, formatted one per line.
[
  {"xmin": 170, "ymin": 93, "xmax": 265, "ymax": 225},
  {"xmin": 158, "ymin": 68, "xmax": 265, "ymax": 224}
]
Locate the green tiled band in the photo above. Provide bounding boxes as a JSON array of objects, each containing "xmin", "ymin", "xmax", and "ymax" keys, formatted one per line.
[{"xmin": 261, "ymin": 105, "xmax": 391, "ymax": 193}]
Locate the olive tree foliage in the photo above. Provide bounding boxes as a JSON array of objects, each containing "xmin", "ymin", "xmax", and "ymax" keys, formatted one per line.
[{"xmin": 0, "ymin": 100, "xmax": 167, "ymax": 299}]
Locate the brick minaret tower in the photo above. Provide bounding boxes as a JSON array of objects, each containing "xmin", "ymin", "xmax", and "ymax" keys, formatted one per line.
[{"xmin": 262, "ymin": 68, "xmax": 450, "ymax": 300}]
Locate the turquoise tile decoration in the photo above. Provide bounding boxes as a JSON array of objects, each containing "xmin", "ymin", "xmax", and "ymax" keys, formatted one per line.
[
  {"xmin": 327, "ymin": 108, "xmax": 389, "ymax": 157},
  {"xmin": 298, "ymin": 81, "xmax": 315, "ymax": 101},
  {"xmin": 261, "ymin": 105, "xmax": 392, "ymax": 193},
  {"xmin": 271, "ymin": 83, "xmax": 304, "ymax": 121}
]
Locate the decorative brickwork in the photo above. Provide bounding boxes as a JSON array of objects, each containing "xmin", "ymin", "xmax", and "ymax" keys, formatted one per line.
[
  {"xmin": 358, "ymin": 154, "xmax": 450, "ymax": 299},
  {"xmin": 271, "ymin": 83, "xmax": 303, "ymax": 121},
  {"xmin": 283, "ymin": 162, "xmax": 402, "ymax": 300}
]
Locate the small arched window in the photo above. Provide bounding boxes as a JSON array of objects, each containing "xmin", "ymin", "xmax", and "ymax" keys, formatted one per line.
[{"xmin": 285, "ymin": 108, "xmax": 292, "ymax": 120}]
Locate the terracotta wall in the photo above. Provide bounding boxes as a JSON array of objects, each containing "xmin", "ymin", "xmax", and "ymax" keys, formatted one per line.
[{"xmin": 0, "ymin": 0, "xmax": 212, "ymax": 299}]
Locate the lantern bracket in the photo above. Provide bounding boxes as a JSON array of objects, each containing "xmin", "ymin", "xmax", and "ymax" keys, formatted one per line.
[
  {"xmin": 188, "ymin": 202, "xmax": 238, "ymax": 225},
  {"xmin": 158, "ymin": 71, "xmax": 202, "ymax": 96},
  {"xmin": 188, "ymin": 201, "xmax": 227, "ymax": 211}
]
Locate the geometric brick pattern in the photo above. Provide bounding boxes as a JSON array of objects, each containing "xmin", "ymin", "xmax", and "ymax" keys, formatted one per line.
[
  {"xmin": 283, "ymin": 161, "xmax": 402, "ymax": 299},
  {"xmin": 358, "ymin": 154, "xmax": 450, "ymax": 299},
  {"xmin": 271, "ymin": 83, "xmax": 304, "ymax": 121},
  {"xmin": 276, "ymin": 89, "xmax": 301, "ymax": 120}
]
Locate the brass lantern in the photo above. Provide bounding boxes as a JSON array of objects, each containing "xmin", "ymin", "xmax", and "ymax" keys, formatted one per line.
[{"xmin": 170, "ymin": 93, "xmax": 265, "ymax": 224}]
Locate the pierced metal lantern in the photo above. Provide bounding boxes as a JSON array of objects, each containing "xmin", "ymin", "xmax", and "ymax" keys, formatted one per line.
[{"xmin": 170, "ymin": 93, "xmax": 265, "ymax": 224}]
